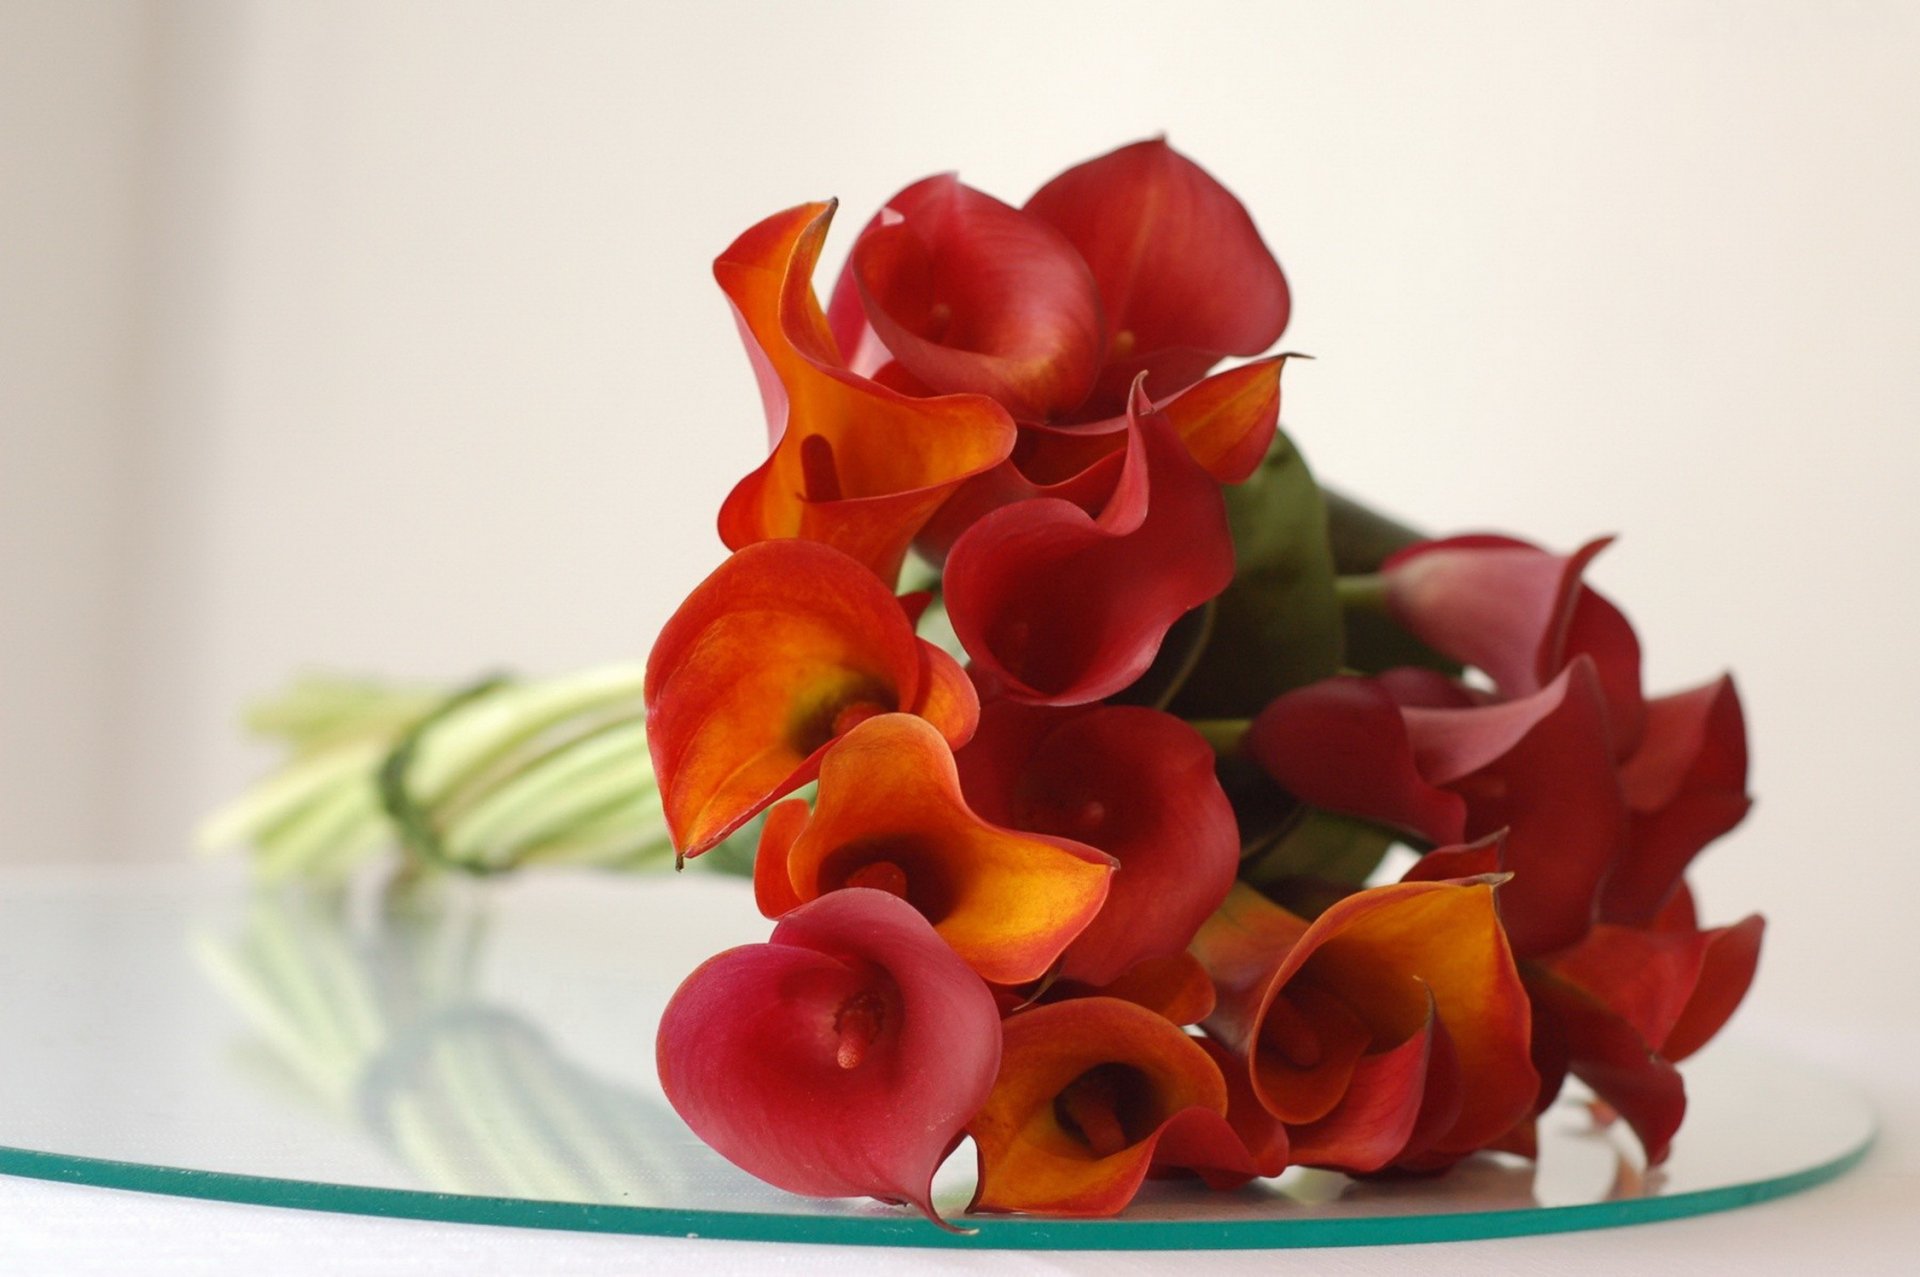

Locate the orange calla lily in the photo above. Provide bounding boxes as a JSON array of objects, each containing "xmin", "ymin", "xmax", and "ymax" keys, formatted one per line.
[
  {"xmin": 752, "ymin": 713, "xmax": 1113, "ymax": 985},
  {"xmin": 1195, "ymin": 880, "xmax": 1536, "ymax": 1173},
  {"xmin": 969, "ymin": 996, "xmax": 1277, "ymax": 1216},
  {"xmin": 644, "ymin": 540, "xmax": 976, "ymax": 858},
  {"xmin": 713, "ymin": 201, "xmax": 1017, "ymax": 585}
]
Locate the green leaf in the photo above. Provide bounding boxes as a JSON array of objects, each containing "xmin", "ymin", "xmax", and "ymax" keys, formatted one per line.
[
  {"xmin": 1240, "ymin": 807, "xmax": 1397, "ymax": 893},
  {"xmin": 1168, "ymin": 428, "xmax": 1342, "ymax": 719}
]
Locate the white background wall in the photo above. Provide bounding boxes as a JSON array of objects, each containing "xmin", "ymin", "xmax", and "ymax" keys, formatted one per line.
[{"xmin": 4, "ymin": 1, "xmax": 1917, "ymax": 1035}]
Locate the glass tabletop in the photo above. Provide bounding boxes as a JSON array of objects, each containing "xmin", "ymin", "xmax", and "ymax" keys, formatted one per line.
[{"xmin": 0, "ymin": 865, "xmax": 1873, "ymax": 1250}]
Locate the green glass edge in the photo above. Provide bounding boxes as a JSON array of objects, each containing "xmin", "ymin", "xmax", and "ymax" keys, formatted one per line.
[{"xmin": 0, "ymin": 1123, "xmax": 1874, "ymax": 1251}]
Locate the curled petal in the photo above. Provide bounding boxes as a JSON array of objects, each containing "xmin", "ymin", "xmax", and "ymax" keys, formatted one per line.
[
  {"xmin": 1026, "ymin": 138, "xmax": 1289, "ymax": 413},
  {"xmin": 1403, "ymin": 661, "xmax": 1630, "ymax": 956},
  {"xmin": 644, "ymin": 540, "xmax": 977, "ymax": 856},
  {"xmin": 1194, "ymin": 881, "xmax": 1536, "ymax": 1172},
  {"xmin": 714, "ymin": 201, "xmax": 1016, "ymax": 582},
  {"xmin": 1662, "ymin": 912, "xmax": 1765, "ymax": 1062},
  {"xmin": 944, "ymin": 384, "xmax": 1235, "ymax": 705},
  {"xmin": 1383, "ymin": 535, "xmax": 1645, "ymax": 752},
  {"xmin": 656, "ymin": 889, "xmax": 1000, "ymax": 1222},
  {"xmin": 969, "ymin": 997, "xmax": 1240, "ymax": 1216},
  {"xmin": 1192, "ymin": 1036, "xmax": 1291, "ymax": 1182},
  {"xmin": 1525, "ymin": 967, "xmax": 1685, "ymax": 1166},
  {"xmin": 1605, "ymin": 676, "xmax": 1753, "ymax": 923},
  {"xmin": 1542, "ymin": 924, "xmax": 1718, "ymax": 1050},
  {"xmin": 916, "ymin": 356, "xmax": 1283, "ymax": 561},
  {"xmin": 840, "ymin": 175, "xmax": 1105, "ymax": 420},
  {"xmin": 1528, "ymin": 902, "xmax": 1761, "ymax": 1162},
  {"xmin": 1157, "ymin": 355, "xmax": 1286, "ymax": 482},
  {"xmin": 956, "ymin": 701, "xmax": 1238, "ymax": 985},
  {"xmin": 914, "ymin": 449, "xmax": 1125, "ymax": 566},
  {"xmin": 1247, "ymin": 677, "xmax": 1466, "ymax": 846},
  {"xmin": 754, "ymin": 713, "xmax": 1112, "ymax": 985}
]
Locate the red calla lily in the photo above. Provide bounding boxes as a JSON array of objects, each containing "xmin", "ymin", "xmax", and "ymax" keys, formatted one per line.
[
  {"xmin": 714, "ymin": 201, "xmax": 1016, "ymax": 584},
  {"xmin": 955, "ymin": 700, "xmax": 1238, "ymax": 985},
  {"xmin": 944, "ymin": 382, "xmax": 1235, "ymax": 705},
  {"xmin": 1380, "ymin": 535, "xmax": 1753, "ymax": 924},
  {"xmin": 645, "ymin": 539, "xmax": 976, "ymax": 857},
  {"xmin": 1383, "ymin": 535, "xmax": 1645, "ymax": 750},
  {"xmin": 914, "ymin": 355, "xmax": 1284, "ymax": 562},
  {"xmin": 831, "ymin": 174, "xmax": 1106, "ymax": 421},
  {"xmin": 1606, "ymin": 675, "xmax": 1753, "ymax": 923},
  {"xmin": 656, "ymin": 888, "xmax": 1000, "ymax": 1225},
  {"xmin": 752, "ymin": 713, "xmax": 1113, "ymax": 985},
  {"xmin": 1250, "ymin": 660, "xmax": 1629, "ymax": 957},
  {"xmin": 1527, "ymin": 888, "xmax": 1765, "ymax": 1165},
  {"xmin": 1025, "ymin": 138, "xmax": 1290, "ymax": 415}
]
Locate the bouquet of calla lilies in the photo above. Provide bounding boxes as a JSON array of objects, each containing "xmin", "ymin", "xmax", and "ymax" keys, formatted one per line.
[
  {"xmin": 643, "ymin": 140, "xmax": 1762, "ymax": 1223},
  {"xmin": 211, "ymin": 138, "xmax": 1761, "ymax": 1227}
]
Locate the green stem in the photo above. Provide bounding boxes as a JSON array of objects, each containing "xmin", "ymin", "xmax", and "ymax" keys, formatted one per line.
[
  {"xmin": 1335, "ymin": 573, "xmax": 1389, "ymax": 612},
  {"xmin": 1188, "ymin": 718, "xmax": 1253, "ymax": 755}
]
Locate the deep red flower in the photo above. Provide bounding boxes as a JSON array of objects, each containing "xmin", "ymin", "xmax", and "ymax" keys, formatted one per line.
[
  {"xmin": 1530, "ymin": 907, "xmax": 1765, "ymax": 1165},
  {"xmin": 954, "ymin": 700, "xmax": 1238, "ymax": 986},
  {"xmin": 831, "ymin": 138, "xmax": 1288, "ymax": 424},
  {"xmin": 1024, "ymin": 138, "xmax": 1290, "ymax": 417},
  {"xmin": 942, "ymin": 383, "xmax": 1235, "ymax": 705},
  {"xmin": 644, "ymin": 539, "xmax": 976, "ymax": 857},
  {"xmin": 831, "ymin": 174, "xmax": 1106, "ymax": 421},
  {"xmin": 656, "ymin": 888, "xmax": 1000, "ymax": 1224},
  {"xmin": 1249, "ymin": 661, "xmax": 1628, "ymax": 956},
  {"xmin": 1252, "ymin": 535, "xmax": 1753, "ymax": 953},
  {"xmin": 1379, "ymin": 534, "xmax": 1753, "ymax": 926},
  {"xmin": 819, "ymin": 140, "xmax": 1291, "ymax": 564}
]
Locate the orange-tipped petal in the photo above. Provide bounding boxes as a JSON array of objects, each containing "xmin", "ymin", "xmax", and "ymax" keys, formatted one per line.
[
  {"xmin": 761, "ymin": 713, "xmax": 1113, "ymax": 985},
  {"xmin": 969, "ymin": 997, "xmax": 1237, "ymax": 1216},
  {"xmin": 714, "ymin": 201, "xmax": 1016, "ymax": 583},
  {"xmin": 752, "ymin": 799, "xmax": 810, "ymax": 917},
  {"xmin": 914, "ymin": 357, "xmax": 1282, "ymax": 561},
  {"xmin": 644, "ymin": 540, "xmax": 977, "ymax": 856},
  {"xmin": 955, "ymin": 701, "xmax": 1238, "ymax": 986},
  {"xmin": 1158, "ymin": 355, "xmax": 1287, "ymax": 482},
  {"xmin": 1194, "ymin": 882, "xmax": 1536, "ymax": 1172}
]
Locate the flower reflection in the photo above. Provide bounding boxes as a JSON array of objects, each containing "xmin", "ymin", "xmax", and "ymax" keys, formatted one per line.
[{"xmin": 194, "ymin": 884, "xmax": 697, "ymax": 1204}]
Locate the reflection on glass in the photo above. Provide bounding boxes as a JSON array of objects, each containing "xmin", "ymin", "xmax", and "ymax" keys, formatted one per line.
[
  {"xmin": 191, "ymin": 881, "xmax": 1666, "ymax": 1219},
  {"xmin": 0, "ymin": 866, "xmax": 1869, "ymax": 1247},
  {"xmin": 194, "ymin": 883, "xmax": 695, "ymax": 1204}
]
